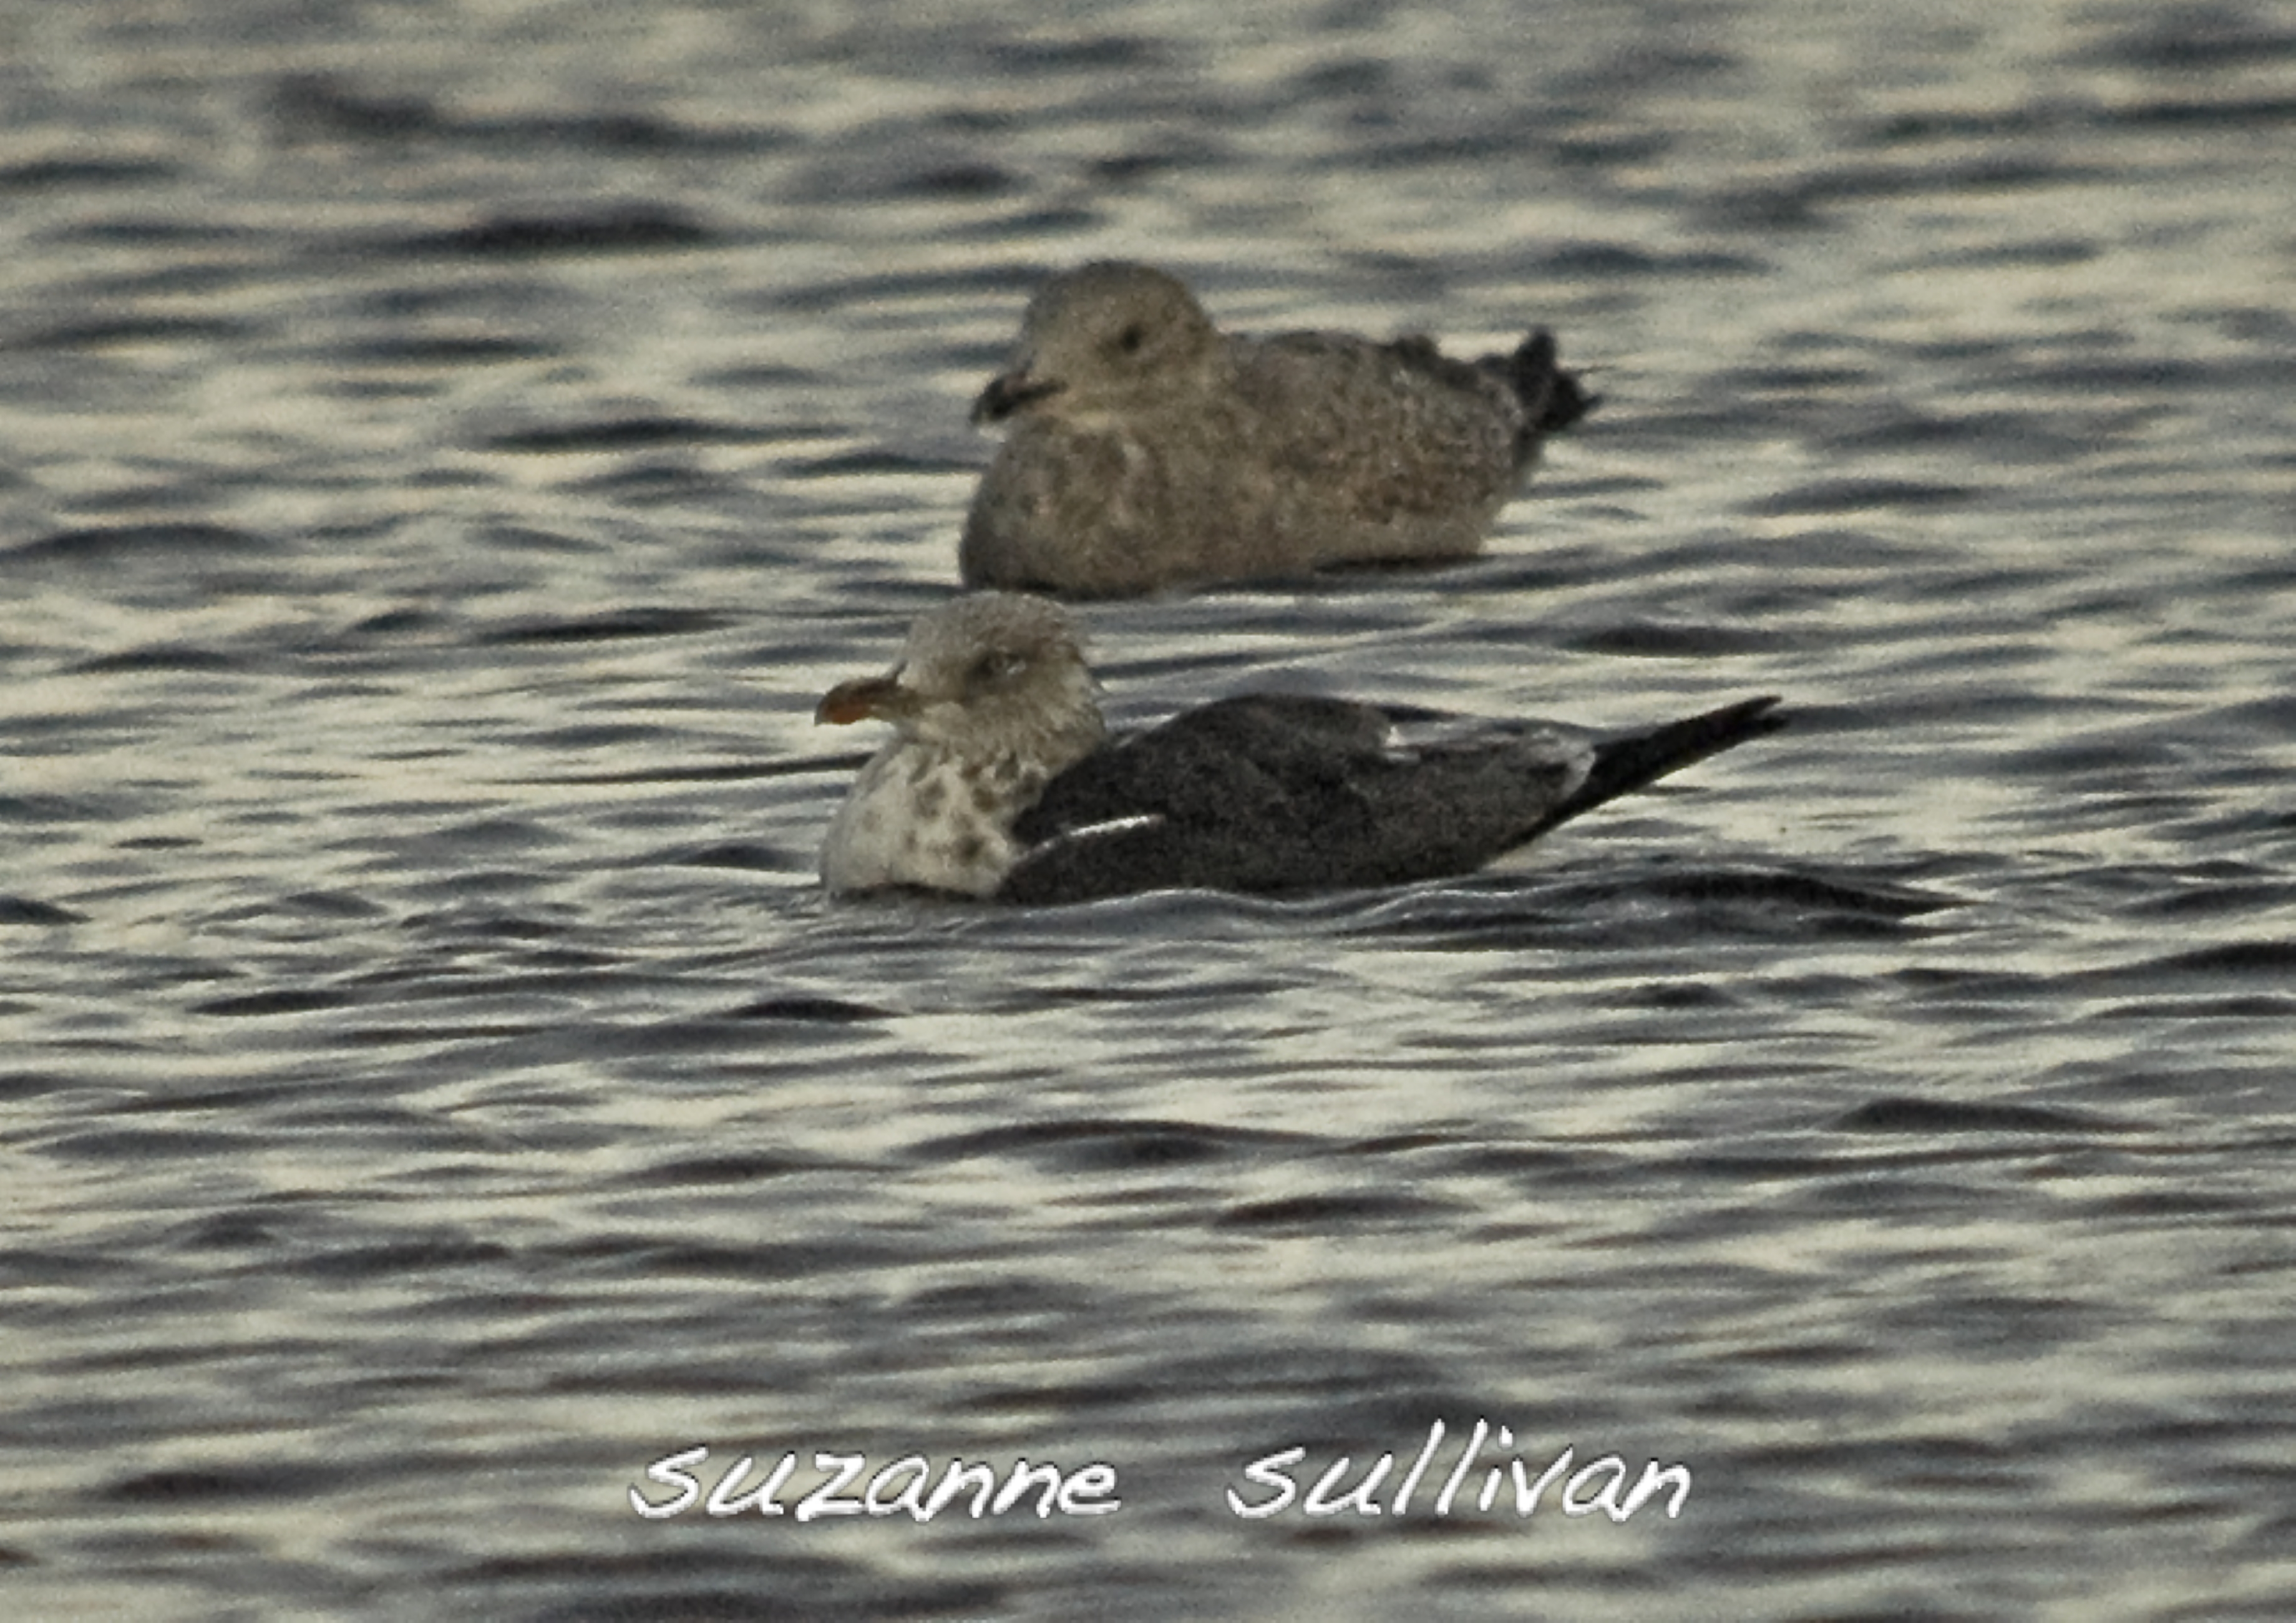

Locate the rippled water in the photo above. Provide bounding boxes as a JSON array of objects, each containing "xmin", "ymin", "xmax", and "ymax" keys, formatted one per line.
[{"xmin": 4, "ymin": 2, "xmax": 2295, "ymax": 1618}]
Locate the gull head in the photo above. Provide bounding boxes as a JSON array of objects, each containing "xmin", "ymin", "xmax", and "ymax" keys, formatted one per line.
[
  {"xmin": 815, "ymin": 592, "xmax": 1107, "ymax": 770},
  {"xmin": 971, "ymin": 261, "xmax": 1222, "ymax": 424}
]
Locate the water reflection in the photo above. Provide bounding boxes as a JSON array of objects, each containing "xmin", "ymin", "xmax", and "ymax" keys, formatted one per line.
[{"xmin": 3, "ymin": 1, "xmax": 2293, "ymax": 1618}]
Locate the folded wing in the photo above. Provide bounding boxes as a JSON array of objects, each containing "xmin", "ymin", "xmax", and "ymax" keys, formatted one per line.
[{"xmin": 999, "ymin": 693, "xmax": 1783, "ymax": 905}]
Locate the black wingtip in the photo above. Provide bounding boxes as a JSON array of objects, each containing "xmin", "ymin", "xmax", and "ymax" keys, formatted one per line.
[
  {"xmin": 1528, "ymin": 695, "xmax": 1786, "ymax": 840},
  {"xmin": 1510, "ymin": 328, "xmax": 1595, "ymax": 437}
]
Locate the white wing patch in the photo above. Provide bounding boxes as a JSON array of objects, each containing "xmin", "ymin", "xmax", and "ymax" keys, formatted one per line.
[{"xmin": 1050, "ymin": 812, "xmax": 1166, "ymax": 842}]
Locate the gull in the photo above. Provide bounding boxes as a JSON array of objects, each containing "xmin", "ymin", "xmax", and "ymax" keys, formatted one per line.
[
  {"xmin": 958, "ymin": 261, "xmax": 1592, "ymax": 597},
  {"xmin": 815, "ymin": 594, "xmax": 1784, "ymax": 905}
]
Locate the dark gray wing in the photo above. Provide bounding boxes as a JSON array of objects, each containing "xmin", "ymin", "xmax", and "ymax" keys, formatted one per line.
[{"xmin": 997, "ymin": 692, "xmax": 1786, "ymax": 905}]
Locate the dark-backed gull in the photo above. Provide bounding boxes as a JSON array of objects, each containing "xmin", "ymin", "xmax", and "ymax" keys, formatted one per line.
[{"xmin": 815, "ymin": 593, "xmax": 1783, "ymax": 905}]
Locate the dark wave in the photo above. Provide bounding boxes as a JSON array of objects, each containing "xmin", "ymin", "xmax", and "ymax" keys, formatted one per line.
[
  {"xmin": 5, "ymin": 524, "xmax": 270, "ymax": 563},
  {"xmin": 1832, "ymin": 1097, "xmax": 2133, "ymax": 1135},
  {"xmin": 905, "ymin": 1117, "xmax": 1313, "ymax": 1171},
  {"xmin": 394, "ymin": 205, "xmax": 718, "ymax": 258}
]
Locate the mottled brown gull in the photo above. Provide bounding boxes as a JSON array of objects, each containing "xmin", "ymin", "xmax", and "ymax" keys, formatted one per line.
[
  {"xmin": 959, "ymin": 261, "xmax": 1593, "ymax": 597},
  {"xmin": 815, "ymin": 593, "xmax": 1784, "ymax": 905}
]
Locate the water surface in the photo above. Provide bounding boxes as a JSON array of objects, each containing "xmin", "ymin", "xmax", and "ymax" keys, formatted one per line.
[{"xmin": 4, "ymin": 2, "xmax": 2294, "ymax": 1618}]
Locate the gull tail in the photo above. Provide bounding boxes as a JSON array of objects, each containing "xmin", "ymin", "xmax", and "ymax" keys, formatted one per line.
[
  {"xmin": 1503, "ymin": 329, "xmax": 1596, "ymax": 441},
  {"xmin": 1524, "ymin": 696, "xmax": 1786, "ymax": 842}
]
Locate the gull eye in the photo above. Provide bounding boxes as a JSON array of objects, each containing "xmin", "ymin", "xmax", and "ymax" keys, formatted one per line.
[
  {"xmin": 967, "ymin": 650, "xmax": 1028, "ymax": 690},
  {"xmin": 1114, "ymin": 322, "xmax": 1146, "ymax": 356}
]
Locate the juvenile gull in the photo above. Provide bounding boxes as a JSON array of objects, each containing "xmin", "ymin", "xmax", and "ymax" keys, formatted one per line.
[
  {"xmin": 815, "ymin": 593, "xmax": 1785, "ymax": 905},
  {"xmin": 960, "ymin": 261, "xmax": 1592, "ymax": 597}
]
